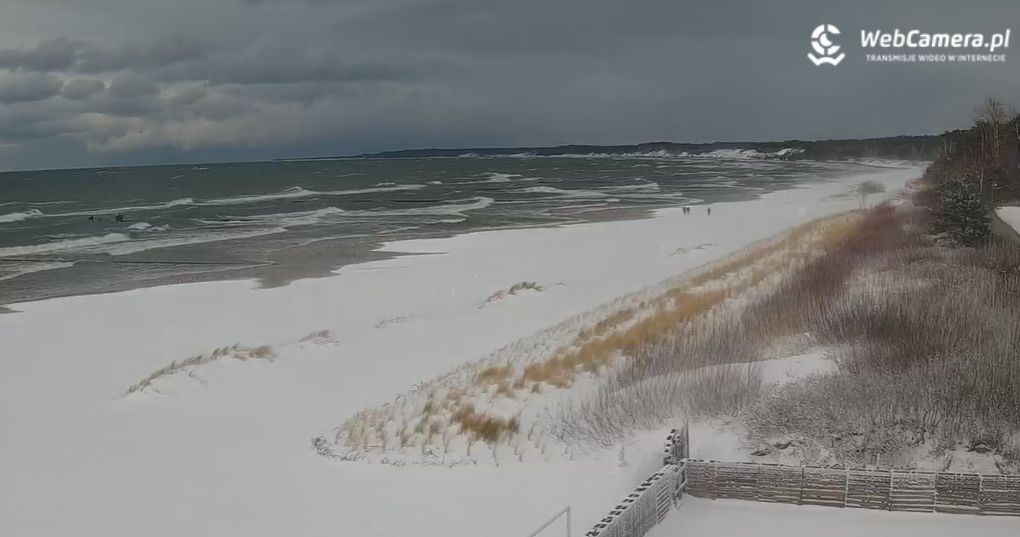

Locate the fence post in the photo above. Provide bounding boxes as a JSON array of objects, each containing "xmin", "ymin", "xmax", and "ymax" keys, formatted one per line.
[
  {"xmin": 755, "ymin": 464, "xmax": 762, "ymax": 502},
  {"xmin": 933, "ymin": 471, "xmax": 938, "ymax": 513},
  {"xmin": 978, "ymin": 474, "xmax": 984, "ymax": 515},
  {"xmin": 844, "ymin": 467, "xmax": 850, "ymax": 507},
  {"xmin": 887, "ymin": 469, "xmax": 895, "ymax": 511},
  {"xmin": 683, "ymin": 423, "xmax": 689, "ymax": 459},
  {"xmin": 798, "ymin": 466, "xmax": 805, "ymax": 505},
  {"xmin": 713, "ymin": 461, "xmax": 719, "ymax": 500}
]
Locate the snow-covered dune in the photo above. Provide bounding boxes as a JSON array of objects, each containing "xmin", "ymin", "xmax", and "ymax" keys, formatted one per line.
[
  {"xmin": 0, "ymin": 165, "xmax": 924, "ymax": 537},
  {"xmin": 997, "ymin": 205, "xmax": 1020, "ymax": 236}
]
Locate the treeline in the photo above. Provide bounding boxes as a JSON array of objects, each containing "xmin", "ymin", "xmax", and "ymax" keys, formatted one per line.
[
  {"xmin": 759, "ymin": 135, "xmax": 942, "ymax": 161},
  {"xmin": 923, "ymin": 97, "xmax": 1020, "ymax": 245},
  {"xmin": 319, "ymin": 136, "xmax": 944, "ymax": 161}
]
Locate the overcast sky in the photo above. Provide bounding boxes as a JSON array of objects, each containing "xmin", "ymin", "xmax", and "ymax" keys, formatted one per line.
[{"xmin": 0, "ymin": 0, "xmax": 1017, "ymax": 170}]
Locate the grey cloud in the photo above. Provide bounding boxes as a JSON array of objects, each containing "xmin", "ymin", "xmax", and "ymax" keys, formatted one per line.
[
  {"xmin": 0, "ymin": 73, "xmax": 63, "ymax": 104},
  {"xmin": 107, "ymin": 75, "xmax": 159, "ymax": 99},
  {"xmin": 75, "ymin": 36, "xmax": 211, "ymax": 73},
  {"xmin": 60, "ymin": 78, "xmax": 106, "ymax": 100},
  {"xmin": 165, "ymin": 87, "xmax": 206, "ymax": 106},
  {"xmin": 180, "ymin": 94, "xmax": 255, "ymax": 120},
  {"xmin": 0, "ymin": 37, "xmax": 79, "ymax": 72},
  {"xmin": 0, "ymin": 36, "xmax": 211, "ymax": 75},
  {"xmin": 0, "ymin": 0, "xmax": 1018, "ymax": 171}
]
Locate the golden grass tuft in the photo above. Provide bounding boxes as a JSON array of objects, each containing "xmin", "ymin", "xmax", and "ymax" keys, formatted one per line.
[
  {"xmin": 499, "ymin": 211, "xmax": 867, "ymax": 396},
  {"xmin": 125, "ymin": 343, "xmax": 277, "ymax": 395},
  {"xmin": 484, "ymin": 281, "xmax": 545, "ymax": 304},
  {"xmin": 453, "ymin": 404, "xmax": 520, "ymax": 443},
  {"xmin": 329, "ymin": 209, "xmax": 873, "ymax": 458},
  {"xmin": 476, "ymin": 365, "xmax": 511, "ymax": 384}
]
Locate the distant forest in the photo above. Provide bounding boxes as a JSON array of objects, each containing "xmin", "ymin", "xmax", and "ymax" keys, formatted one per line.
[{"xmin": 307, "ymin": 135, "xmax": 944, "ymax": 162}]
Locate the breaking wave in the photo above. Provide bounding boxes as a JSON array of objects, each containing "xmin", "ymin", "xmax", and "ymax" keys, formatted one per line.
[
  {"xmin": 517, "ymin": 186, "xmax": 611, "ymax": 198},
  {"xmin": 0, "ymin": 209, "xmax": 44, "ymax": 223},
  {"xmin": 0, "ymin": 233, "xmax": 131, "ymax": 257},
  {"xmin": 201, "ymin": 187, "xmax": 315, "ymax": 206}
]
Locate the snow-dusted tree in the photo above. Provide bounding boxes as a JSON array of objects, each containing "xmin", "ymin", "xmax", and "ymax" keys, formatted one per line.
[
  {"xmin": 934, "ymin": 177, "xmax": 989, "ymax": 246},
  {"xmin": 857, "ymin": 180, "xmax": 885, "ymax": 208}
]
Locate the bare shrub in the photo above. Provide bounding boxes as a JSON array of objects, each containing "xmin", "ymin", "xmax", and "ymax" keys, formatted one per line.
[
  {"xmin": 553, "ymin": 363, "xmax": 762, "ymax": 449},
  {"xmin": 857, "ymin": 180, "xmax": 886, "ymax": 208},
  {"xmin": 748, "ymin": 219, "xmax": 1020, "ymax": 465}
]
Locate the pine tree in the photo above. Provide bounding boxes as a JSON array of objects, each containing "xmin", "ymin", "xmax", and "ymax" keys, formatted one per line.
[{"xmin": 933, "ymin": 177, "xmax": 990, "ymax": 246}]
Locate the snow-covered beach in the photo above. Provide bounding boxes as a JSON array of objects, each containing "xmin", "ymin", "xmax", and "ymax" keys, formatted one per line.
[{"xmin": 0, "ymin": 163, "xmax": 939, "ymax": 537}]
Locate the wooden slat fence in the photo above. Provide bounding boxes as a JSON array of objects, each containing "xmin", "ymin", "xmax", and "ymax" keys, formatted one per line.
[
  {"xmin": 686, "ymin": 460, "xmax": 1020, "ymax": 516},
  {"xmin": 584, "ymin": 426, "xmax": 690, "ymax": 537}
]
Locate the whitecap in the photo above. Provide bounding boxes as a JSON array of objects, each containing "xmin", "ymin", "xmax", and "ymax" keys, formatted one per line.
[
  {"xmin": 0, "ymin": 261, "xmax": 76, "ymax": 282},
  {"xmin": 516, "ymin": 186, "xmax": 611, "ymax": 198},
  {"xmin": 0, "ymin": 208, "xmax": 44, "ymax": 223},
  {"xmin": 200, "ymin": 187, "xmax": 314, "ymax": 206},
  {"xmin": 46, "ymin": 198, "xmax": 194, "ymax": 218},
  {"xmin": 0, "ymin": 233, "xmax": 131, "ymax": 257}
]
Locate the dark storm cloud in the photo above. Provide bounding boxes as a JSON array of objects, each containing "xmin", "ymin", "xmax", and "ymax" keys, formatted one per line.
[
  {"xmin": 165, "ymin": 87, "xmax": 206, "ymax": 106},
  {"xmin": 0, "ymin": 37, "xmax": 79, "ymax": 72},
  {"xmin": 0, "ymin": 73, "xmax": 63, "ymax": 104},
  {"xmin": 60, "ymin": 78, "xmax": 106, "ymax": 100},
  {"xmin": 74, "ymin": 36, "xmax": 212, "ymax": 74},
  {"xmin": 0, "ymin": 0, "xmax": 1018, "ymax": 170}
]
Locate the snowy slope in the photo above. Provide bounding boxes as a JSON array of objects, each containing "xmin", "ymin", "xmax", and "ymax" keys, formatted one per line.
[{"xmin": 1, "ymin": 166, "xmax": 927, "ymax": 537}]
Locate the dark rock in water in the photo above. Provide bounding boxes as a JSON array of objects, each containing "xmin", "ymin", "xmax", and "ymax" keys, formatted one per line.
[{"xmin": 751, "ymin": 445, "xmax": 773, "ymax": 456}]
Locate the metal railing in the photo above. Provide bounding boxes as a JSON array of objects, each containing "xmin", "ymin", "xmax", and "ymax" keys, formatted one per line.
[{"xmin": 524, "ymin": 506, "xmax": 571, "ymax": 537}]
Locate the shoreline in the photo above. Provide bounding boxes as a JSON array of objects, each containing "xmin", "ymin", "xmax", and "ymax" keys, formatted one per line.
[
  {"xmin": 0, "ymin": 164, "xmax": 924, "ymax": 537},
  {"xmin": 0, "ymin": 206, "xmax": 658, "ymax": 313},
  {"xmin": 0, "ymin": 158, "xmax": 917, "ymax": 311}
]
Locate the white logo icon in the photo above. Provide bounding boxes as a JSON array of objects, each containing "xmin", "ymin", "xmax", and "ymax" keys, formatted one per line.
[{"xmin": 809, "ymin": 24, "xmax": 846, "ymax": 66}]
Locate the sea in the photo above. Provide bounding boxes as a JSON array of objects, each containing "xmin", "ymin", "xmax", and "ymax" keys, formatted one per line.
[{"xmin": 0, "ymin": 154, "xmax": 877, "ymax": 307}]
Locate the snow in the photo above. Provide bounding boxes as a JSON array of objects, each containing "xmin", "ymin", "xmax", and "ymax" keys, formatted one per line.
[
  {"xmin": 0, "ymin": 165, "xmax": 925, "ymax": 537},
  {"xmin": 650, "ymin": 498, "xmax": 1019, "ymax": 537},
  {"xmin": 997, "ymin": 205, "xmax": 1020, "ymax": 235}
]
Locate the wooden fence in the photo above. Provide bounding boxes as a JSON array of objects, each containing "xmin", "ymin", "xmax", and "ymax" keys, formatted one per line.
[
  {"xmin": 584, "ymin": 426, "xmax": 690, "ymax": 537},
  {"xmin": 686, "ymin": 460, "xmax": 1020, "ymax": 516}
]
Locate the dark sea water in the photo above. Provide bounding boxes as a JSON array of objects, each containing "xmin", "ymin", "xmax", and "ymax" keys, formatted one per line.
[{"xmin": 0, "ymin": 156, "xmax": 870, "ymax": 306}]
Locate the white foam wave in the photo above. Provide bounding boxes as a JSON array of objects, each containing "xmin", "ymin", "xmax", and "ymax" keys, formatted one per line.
[
  {"xmin": 199, "ymin": 184, "xmax": 424, "ymax": 207},
  {"xmin": 102, "ymin": 228, "xmax": 285, "ymax": 256},
  {"xmin": 0, "ymin": 261, "xmax": 76, "ymax": 282},
  {"xmin": 201, "ymin": 187, "xmax": 314, "ymax": 206},
  {"xmin": 368, "ymin": 196, "xmax": 495, "ymax": 218},
  {"xmin": 517, "ymin": 186, "xmax": 611, "ymax": 198},
  {"xmin": 44, "ymin": 198, "xmax": 195, "ymax": 218},
  {"xmin": 320, "ymin": 184, "xmax": 425, "ymax": 196},
  {"xmin": 127, "ymin": 222, "xmax": 170, "ymax": 232},
  {"xmin": 228, "ymin": 207, "xmax": 347, "ymax": 228},
  {"xmin": 0, "ymin": 233, "xmax": 131, "ymax": 257},
  {"xmin": 0, "ymin": 208, "xmax": 44, "ymax": 223},
  {"xmin": 601, "ymin": 181, "xmax": 661, "ymax": 193},
  {"xmin": 481, "ymin": 172, "xmax": 521, "ymax": 183}
]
